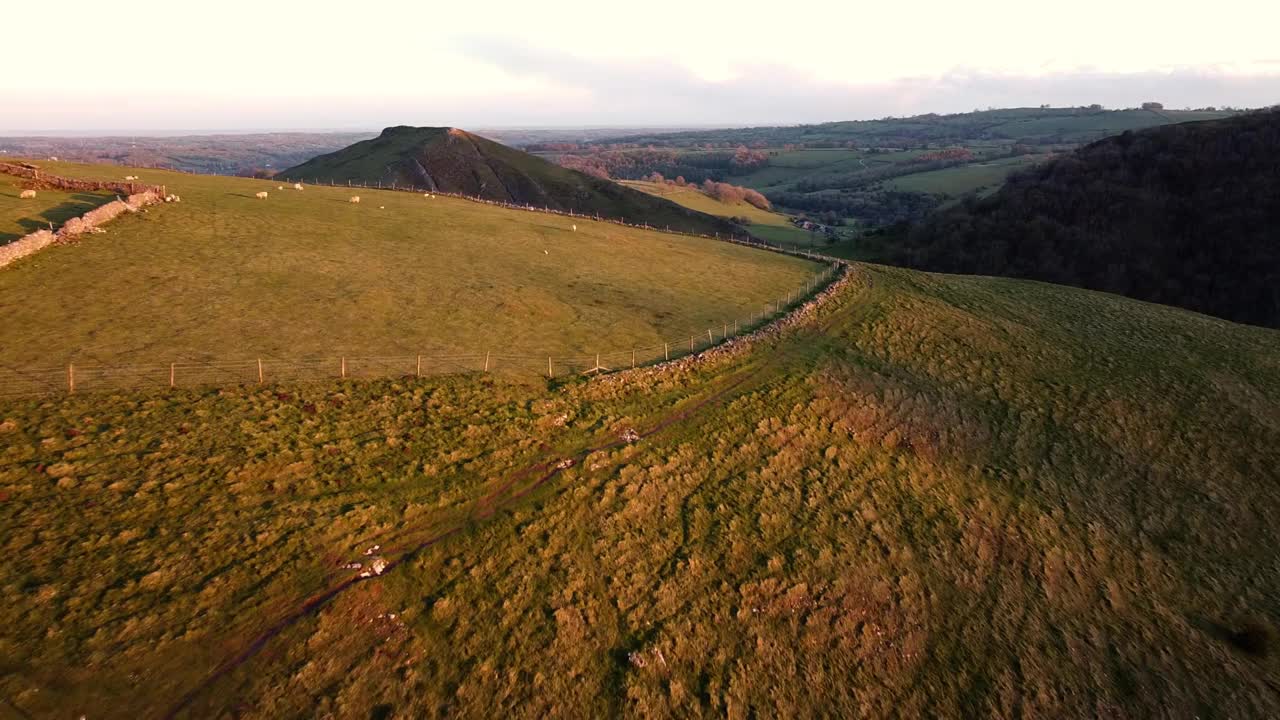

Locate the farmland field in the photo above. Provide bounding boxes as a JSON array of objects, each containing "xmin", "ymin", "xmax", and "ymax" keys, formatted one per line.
[
  {"xmin": 0, "ymin": 161, "xmax": 818, "ymax": 370},
  {"xmin": 619, "ymin": 179, "xmax": 819, "ymax": 248},
  {"xmin": 0, "ymin": 176, "xmax": 115, "ymax": 243},
  {"xmin": 884, "ymin": 154, "xmax": 1048, "ymax": 196},
  {"xmin": 2, "ymin": 263, "xmax": 1278, "ymax": 717}
]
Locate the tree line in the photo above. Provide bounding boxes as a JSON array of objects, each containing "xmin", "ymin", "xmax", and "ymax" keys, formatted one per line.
[{"xmin": 881, "ymin": 110, "xmax": 1280, "ymax": 328}]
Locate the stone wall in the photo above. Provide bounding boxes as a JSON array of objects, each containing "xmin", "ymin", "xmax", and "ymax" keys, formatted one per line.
[
  {"xmin": 1, "ymin": 164, "xmax": 166, "ymax": 269},
  {"xmin": 0, "ymin": 229, "xmax": 57, "ymax": 268},
  {"xmin": 0, "ymin": 161, "xmax": 162, "ymax": 197}
]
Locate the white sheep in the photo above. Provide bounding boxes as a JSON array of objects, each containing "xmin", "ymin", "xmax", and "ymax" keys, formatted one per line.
[
  {"xmin": 124, "ymin": 175, "xmax": 137, "ymax": 181},
  {"xmin": 19, "ymin": 190, "xmax": 36, "ymax": 199},
  {"xmin": 572, "ymin": 224, "xmax": 577, "ymax": 232},
  {"xmin": 293, "ymin": 183, "xmax": 303, "ymax": 191},
  {"xmin": 277, "ymin": 185, "xmax": 284, "ymax": 190},
  {"xmin": 349, "ymin": 195, "xmax": 361, "ymax": 204},
  {"xmin": 255, "ymin": 191, "xmax": 269, "ymax": 200}
]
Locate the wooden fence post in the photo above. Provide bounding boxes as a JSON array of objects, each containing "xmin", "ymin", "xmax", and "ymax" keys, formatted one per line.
[
  {"xmin": 68, "ymin": 363, "xmax": 74, "ymax": 394},
  {"xmin": 484, "ymin": 351, "xmax": 490, "ymax": 372},
  {"xmin": 416, "ymin": 354, "xmax": 422, "ymax": 377},
  {"xmin": 690, "ymin": 336, "xmax": 694, "ymax": 352},
  {"xmin": 548, "ymin": 357, "xmax": 553, "ymax": 379},
  {"xmin": 170, "ymin": 362, "xmax": 175, "ymax": 388},
  {"xmin": 664, "ymin": 342, "xmax": 669, "ymax": 361},
  {"xmin": 341, "ymin": 356, "xmax": 346, "ymax": 378},
  {"xmin": 257, "ymin": 358, "xmax": 263, "ymax": 384},
  {"xmin": 631, "ymin": 349, "xmax": 636, "ymax": 369},
  {"xmin": 708, "ymin": 328, "xmax": 714, "ymax": 344}
]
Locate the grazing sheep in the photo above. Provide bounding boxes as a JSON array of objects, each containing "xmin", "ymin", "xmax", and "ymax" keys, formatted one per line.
[
  {"xmin": 379, "ymin": 206, "xmax": 385, "ymax": 209},
  {"xmin": 572, "ymin": 224, "xmax": 577, "ymax": 232},
  {"xmin": 124, "ymin": 175, "xmax": 137, "ymax": 181},
  {"xmin": 19, "ymin": 190, "xmax": 36, "ymax": 199},
  {"xmin": 277, "ymin": 185, "xmax": 284, "ymax": 190},
  {"xmin": 293, "ymin": 183, "xmax": 303, "ymax": 190},
  {"xmin": 255, "ymin": 191, "xmax": 269, "ymax": 199},
  {"xmin": 349, "ymin": 196, "xmax": 361, "ymax": 203}
]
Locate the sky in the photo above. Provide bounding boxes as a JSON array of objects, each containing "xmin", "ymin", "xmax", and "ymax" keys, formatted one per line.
[{"xmin": 4, "ymin": 0, "xmax": 1278, "ymax": 132}]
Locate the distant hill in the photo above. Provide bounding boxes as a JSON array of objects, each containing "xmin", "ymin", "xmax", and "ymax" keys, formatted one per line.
[
  {"xmin": 591, "ymin": 107, "xmax": 1239, "ymax": 149},
  {"xmin": 282, "ymin": 126, "xmax": 740, "ymax": 235},
  {"xmin": 883, "ymin": 110, "xmax": 1280, "ymax": 328},
  {"xmin": 0, "ymin": 132, "xmax": 375, "ymax": 177}
]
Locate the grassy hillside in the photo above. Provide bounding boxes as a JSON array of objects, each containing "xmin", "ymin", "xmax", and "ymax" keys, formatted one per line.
[
  {"xmin": 0, "ymin": 175, "xmax": 114, "ymax": 242},
  {"xmin": 546, "ymin": 108, "xmax": 1237, "ymax": 230},
  {"xmin": 619, "ymin": 180, "xmax": 858, "ymax": 254},
  {"xmin": 3, "ymin": 263, "xmax": 1278, "ymax": 717},
  {"xmin": 601, "ymin": 107, "xmax": 1238, "ymax": 147},
  {"xmin": 283, "ymin": 127, "xmax": 740, "ymax": 237},
  {"xmin": 884, "ymin": 154, "xmax": 1047, "ymax": 196},
  {"xmin": 619, "ymin": 180, "xmax": 783, "ymax": 226},
  {"xmin": 888, "ymin": 110, "xmax": 1280, "ymax": 328},
  {"xmin": 0, "ymin": 161, "xmax": 817, "ymax": 369}
]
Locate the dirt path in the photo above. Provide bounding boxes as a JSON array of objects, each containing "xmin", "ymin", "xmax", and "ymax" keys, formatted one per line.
[{"xmin": 162, "ymin": 364, "xmax": 764, "ymax": 718}]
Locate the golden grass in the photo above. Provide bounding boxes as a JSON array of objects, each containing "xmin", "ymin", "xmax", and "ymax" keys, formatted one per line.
[{"xmin": 2, "ymin": 263, "xmax": 1278, "ymax": 716}]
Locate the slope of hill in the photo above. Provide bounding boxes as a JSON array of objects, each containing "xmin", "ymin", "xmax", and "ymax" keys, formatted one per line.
[
  {"xmin": 619, "ymin": 179, "xmax": 820, "ymax": 247},
  {"xmin": 3, "ymin": 263, "xmax": 1278, "ymax": 717},
  {"xmin": 282, "ymin": 127, "xmax": 740, "ymax": 236},
  {"xmin": 885, "ymin": 110, "xmax": 1280, "ymax": 328},
  {"xmin": 595, "ymin": 107, "xmax": 1238, "ymax": 148},
  {"xmin": 0, "ymin": 160, "xmax": 815, "ymax": 370}
]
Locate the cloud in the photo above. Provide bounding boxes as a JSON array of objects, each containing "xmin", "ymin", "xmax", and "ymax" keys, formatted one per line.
[{"xmin": 452, "ymin": 37, "xmax": 1280, "ymax": 125}]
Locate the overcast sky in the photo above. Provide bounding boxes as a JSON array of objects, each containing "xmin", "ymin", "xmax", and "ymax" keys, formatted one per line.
[{"xmin": 5, "ymin": 0, "xmax": 1278, "ymax": 132}]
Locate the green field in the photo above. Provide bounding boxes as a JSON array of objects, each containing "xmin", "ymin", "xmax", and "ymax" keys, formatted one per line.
[
  {"xmin": 0, "ymin": 161, "xmax": 818, "ymax": 369},
  {"xmin": 619, "ymin": 180, "xmax": 787, "ymax": 227},
  {"xmin": 619, "ymin": 179, "xmax": 820, "ymax": 248},
  {"xmin": 0, "ymin": 176, "xmax": 115, "ymax": 243},
  {"xmin": 2, "ymin": 263, "xmax": 1278, "ymax": 717},
  {"xmin": 734, "ymin": 148, "xmax": 910, "ymax": 193},
  {"xmin": 884, "ymin": 154, "xmax": 1048, "ymax": 195}
]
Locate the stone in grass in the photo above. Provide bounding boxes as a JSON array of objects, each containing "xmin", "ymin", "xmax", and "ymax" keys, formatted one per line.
[{"xmin": 360, "ymin": 557, "xmax": 389, "ymax": 578}]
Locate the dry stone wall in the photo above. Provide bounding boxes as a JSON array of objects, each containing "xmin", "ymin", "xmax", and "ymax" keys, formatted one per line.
[
  {"xmin": 1, "ymin": 164, "xmax": 165, "ymax": 269},
  {"xmin": 0, "ymin": 161, "xmax": 159, "ymax": 196}
]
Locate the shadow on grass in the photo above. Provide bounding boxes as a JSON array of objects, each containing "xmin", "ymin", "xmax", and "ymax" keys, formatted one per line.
[{"xmin": 1190, "ymin": 615, "xmax": 1273, "ymax": 657}]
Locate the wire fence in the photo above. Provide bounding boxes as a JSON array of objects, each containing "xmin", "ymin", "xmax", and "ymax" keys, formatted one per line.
[
  {"xmin": 0, "ymin": 262, "xmax": 842, "ymax": 399},
  {"xmin": 281, "ymin": 175, "xmax": 834, "ymax": 253}
]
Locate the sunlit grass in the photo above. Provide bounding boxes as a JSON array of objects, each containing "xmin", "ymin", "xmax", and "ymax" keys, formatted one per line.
[{"xmin": 2, "ymin": 264, "xmax": 1278, "ymax": 718}]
